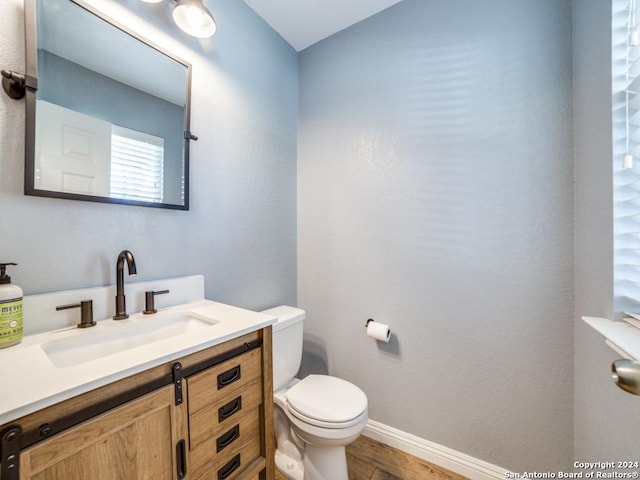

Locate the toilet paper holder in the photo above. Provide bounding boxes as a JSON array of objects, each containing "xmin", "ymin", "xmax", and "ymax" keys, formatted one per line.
[{"xmin": 365, "ymin": 318, "xmax": 391, "ymax": 342}]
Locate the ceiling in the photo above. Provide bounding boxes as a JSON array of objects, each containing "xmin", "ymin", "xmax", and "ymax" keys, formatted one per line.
[{"xmin": 243, "ymin": 0, "xmax": 405, "ymax": 51}]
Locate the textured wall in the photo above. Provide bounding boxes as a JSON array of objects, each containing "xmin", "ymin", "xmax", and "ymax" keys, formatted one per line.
[
  {"xmin": 573, "ymin": 0, "xmax": 640, "ymax": 462},
  {"xmin": 298, "ymin": 0, "xmax": 574, "ymax": 471},
  {"xmin": 0, "ymin": 0, "xmax": 298, "ymax": 310}
]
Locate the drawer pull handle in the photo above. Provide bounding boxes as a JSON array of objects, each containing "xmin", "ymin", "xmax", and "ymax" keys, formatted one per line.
[
  {"xmin": 218, "ymin": 454, "xmax": 241, "ymax": 480},
  {"xmin": 218, "ymin": 396, "xmax": 242, "ymax": 422},
  {"xmin": 176, "ymin": 439, "xmax": 187, "ymax": 480},
  {"xmin": 217, "ymin": 365, "xmax": 241, "ymax": 389},
  {"xmin": 216, "ymin": 424, "xmax": 240, "ymax": 452}
]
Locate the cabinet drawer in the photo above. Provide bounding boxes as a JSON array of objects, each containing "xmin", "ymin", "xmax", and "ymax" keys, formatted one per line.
[
  {"xmin": 190, "ymin": 408, "xmax": 260, "ymax": 473},
  {"xmin": 188, "ymin": 348, "xmax": 262, "ymax": 415},
  {"xmin": 189, "ymin": 378, "xmax": 262, "ymax": 447},
  {"xmin": 193, "ymin": 434, "xmax": 261, "ymax": 480}
]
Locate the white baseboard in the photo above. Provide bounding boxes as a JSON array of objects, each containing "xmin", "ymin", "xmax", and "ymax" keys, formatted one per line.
[{"xmin": 363, "ymin": 419, "xmax": 506, "ymax": 480}]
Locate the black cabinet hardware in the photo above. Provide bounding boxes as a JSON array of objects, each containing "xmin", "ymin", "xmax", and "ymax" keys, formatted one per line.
[
  {"xmin": 173, "ymin": 363, "xmax": 184, "ymax": 406},
  {"xmin": 176, "ymin": 439, "xmax": 187, "ymax": 480},
  {"xmin": 217, "ymin": 365, "xmax": 241, "ymax": 389},
  {"xmin": 218, "ymin": 396, "xmax": 242, "ymax": 422},
  {"xmin": 216, "ymin": 424, "xmax": 240, "ymax": 452},
  {"xmin": 218, "ymin": 454, "xmax": 240, "ymax": 479},
  {"xmin": 1, "ymin": 425, "xmax": 21, "ymax": 480}
]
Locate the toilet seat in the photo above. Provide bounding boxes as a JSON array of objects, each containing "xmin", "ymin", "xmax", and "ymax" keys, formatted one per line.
[{"xmin": 286, "ymin": 375, "xmax": 368, "ymax": 429}]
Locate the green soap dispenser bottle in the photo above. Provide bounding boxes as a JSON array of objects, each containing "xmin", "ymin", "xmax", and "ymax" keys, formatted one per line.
[{"xmin": 0, "ymin": 263, "xmax": 23, "ymax": 348}]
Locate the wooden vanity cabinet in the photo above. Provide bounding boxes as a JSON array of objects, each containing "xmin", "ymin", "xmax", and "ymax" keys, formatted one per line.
[
  {"xmin": 0, "ymin": 328, "xmax": 275, "ymax": 480},
  {"xmin": 18, "ymin": 384, "xmax": 185, "ymax": 480}
]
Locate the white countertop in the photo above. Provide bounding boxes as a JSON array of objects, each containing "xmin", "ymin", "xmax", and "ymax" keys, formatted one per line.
[{"xmin": 0, "ymin": 299, "xmax": 276, "ymax": 425}]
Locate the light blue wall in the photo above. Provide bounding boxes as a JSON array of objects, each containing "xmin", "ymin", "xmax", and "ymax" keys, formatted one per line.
[
  {"xmin": 298, "ymin": 0, "xmax": 574, "ymax": 471},
  {"xmin": 0, "ymin": 0, "xmax": 298, "ymax": 310},
  {"xmin": 573, "ymin": 0, "xmax": 640, "ymax": 462}
]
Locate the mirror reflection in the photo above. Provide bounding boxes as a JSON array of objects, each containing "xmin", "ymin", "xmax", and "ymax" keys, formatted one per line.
[{"xmin": 26, "ymin": 0, "xmax": 192, "ymax": 209}]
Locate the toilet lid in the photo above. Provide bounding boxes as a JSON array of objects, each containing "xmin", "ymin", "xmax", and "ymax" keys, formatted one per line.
[{"xmin": 286, "ymin": 375, "xmax": 368, "ymax": 425}]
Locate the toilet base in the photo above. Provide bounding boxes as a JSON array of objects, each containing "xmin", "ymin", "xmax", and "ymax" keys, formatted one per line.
[
  {"xmin": 275, "ymin": 444, "xmax": 349, "ymax": 480},
  {"xmin": 275, "ymin": 449, "xmax": 304, "ymax": 480},
  {"xmin": 302, "ymin": 444, "xmax": 349, "ymax": 480}
]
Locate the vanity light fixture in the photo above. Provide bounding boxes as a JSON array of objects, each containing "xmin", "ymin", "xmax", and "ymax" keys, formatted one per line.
[{"xmin": 141, "ymin": 0, "xmax": 216, "ymax": 38}]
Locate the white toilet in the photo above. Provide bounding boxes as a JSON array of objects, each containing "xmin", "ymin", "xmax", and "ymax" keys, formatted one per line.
[{"xmin": 262, "ymin": 306, "xmax": 368, "ymax": 480}]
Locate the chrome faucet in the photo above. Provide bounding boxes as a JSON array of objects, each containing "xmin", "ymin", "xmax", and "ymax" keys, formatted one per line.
[{"xmin": 113, "ymin": 250, "xmax": 137, "ymax": 320}]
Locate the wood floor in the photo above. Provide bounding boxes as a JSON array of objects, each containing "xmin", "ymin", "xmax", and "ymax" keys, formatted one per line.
[{"xmin": 274, "ymin": 435, "xmax": 469, "ymax": 480}]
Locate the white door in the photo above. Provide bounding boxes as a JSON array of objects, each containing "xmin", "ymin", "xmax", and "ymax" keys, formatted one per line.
[{"xmin": 35, "ymin": 100, "xmax": 111, "ymax": 196}]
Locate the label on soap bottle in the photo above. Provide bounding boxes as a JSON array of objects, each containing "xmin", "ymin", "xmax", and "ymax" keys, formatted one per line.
[{"xmin": 0, "ymin": 297, "xmax": 23, "ymax": 346}]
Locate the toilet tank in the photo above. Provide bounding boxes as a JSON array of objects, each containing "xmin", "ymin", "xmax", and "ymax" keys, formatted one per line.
[{"xmin": 261, "ymin": 305, "xmax": 305, "ymax": 391}]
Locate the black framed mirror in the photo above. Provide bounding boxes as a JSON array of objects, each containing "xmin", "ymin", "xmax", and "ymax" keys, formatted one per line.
[{"xmin": 24, "ymin": 0, "xmax": 192, "ymax": 210}]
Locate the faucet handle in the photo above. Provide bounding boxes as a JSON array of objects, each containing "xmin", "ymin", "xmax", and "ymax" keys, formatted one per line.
[
  {"xmin": 56, "ymin": 300, "xmax": 95, "ymax": 328},
  {"xmin": 143, "ymin": 290, "xmax": 170, "ymax": 315}
]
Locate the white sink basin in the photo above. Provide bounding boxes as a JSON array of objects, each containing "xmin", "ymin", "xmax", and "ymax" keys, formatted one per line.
[
  {"xmin": 42, "ymin": 311, "xmax": 219, "ymax": 368},
  {"xmin": 0, "ymin": 287, "xmax": 278, "ymax": 426}
]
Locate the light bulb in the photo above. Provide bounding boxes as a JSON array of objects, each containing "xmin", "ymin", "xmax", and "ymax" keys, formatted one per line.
[
  {"xmin": 185, "ymin": 6, "xmax": 210, "ymax": 28},
  {"xmin": 173, "ymin": 1, "xmax": 216, "ymax": 38}
]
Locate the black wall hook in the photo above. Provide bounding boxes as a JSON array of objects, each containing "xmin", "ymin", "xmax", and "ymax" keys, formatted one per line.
[
  {"xmin": 184, "ymin": 130, "xmax": 199, "ymax": 141},
  {"xmin": 1, "ymin": 70, "xmax": 26, "ymax": 99}
]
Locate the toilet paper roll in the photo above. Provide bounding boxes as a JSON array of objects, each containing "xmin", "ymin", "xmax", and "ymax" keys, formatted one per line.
[{"xmin": 367, "ymin": 321, "xmax": 391, "ymax": 343}]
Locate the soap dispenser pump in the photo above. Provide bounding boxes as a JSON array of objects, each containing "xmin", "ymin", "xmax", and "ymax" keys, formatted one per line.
[{"xmin": 0, "ymin": 263, "xmax": 23, "ymax": 348}]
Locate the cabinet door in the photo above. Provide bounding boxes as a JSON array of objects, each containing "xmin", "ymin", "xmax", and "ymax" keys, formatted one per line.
[{"xmin": 19, "ymin": 384, "xmax": 187, "ymax": 480}]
